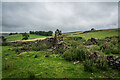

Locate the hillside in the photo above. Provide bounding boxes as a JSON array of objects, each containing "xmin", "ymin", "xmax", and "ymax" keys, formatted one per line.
[
  {"xmin": 63, "ymin": 28, "xmax": 120, "ymax": 40},
  {"xmin": 4, "ymin": 28, "xmax": 120, "ymax": 42}
]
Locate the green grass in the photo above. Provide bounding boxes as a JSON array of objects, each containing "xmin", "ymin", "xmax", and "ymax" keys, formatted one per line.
[
  {"xmin": 66, "ymin": 30, "xmax": 119, "ymax": 40},
  {"xmin": 5, "ymin": 34, "xmax": 46, "ymax": 41},
  {"xmin": 2, "ymin": 29, "xmax": 120, "ymax": 78},
  {"xmin": 2, "ymin": 46, "xmax": 120, "ymax": 78}
]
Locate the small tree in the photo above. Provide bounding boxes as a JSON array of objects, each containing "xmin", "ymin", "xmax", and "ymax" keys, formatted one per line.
[
  {"xmin": 22, "ymin": 32, "xmax": 29, "ymax": 40},
  {"xmin": 9, "ymin": 33, "xmax": 13, "ymax": 35},
  {"xmin": 1, "ymin": 36, "xmax": 7, "ymax": 42},
  {"xmin": 48, "ymin": 31, "xmax": 53, "ymax": 36},
  {"xmin": 91, "ymin": 28, "xmax": 95, "ymax": 31}
]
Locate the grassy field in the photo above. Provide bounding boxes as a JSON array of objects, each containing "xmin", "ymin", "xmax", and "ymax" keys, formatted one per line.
[
  {"xmin": 64, "ymin": 29, "xmax": 120, "ymax": 40},
  {"xmin": 5, "ymin": 34, "xmax": 46, "ymax": 41},
  {"xmin": 2, "ymin": 29, "xmax": 120, "ymax": 78},
  {"xmin": 2, "ymin": 46, "xmax": 120, "ymax": 78}
]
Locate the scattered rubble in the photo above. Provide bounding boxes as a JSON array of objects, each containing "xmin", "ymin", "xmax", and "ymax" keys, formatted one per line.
[
  {"xmin": 88, "ymin": 38, "xmax": 97, "ymax": 44},
  {"xmin": 83, "ymin": 38, "xmax": 98, "ymax": 45},
  {"xmin": 74, "ymin": 61, "xmax": 80, "ymax": 64}
]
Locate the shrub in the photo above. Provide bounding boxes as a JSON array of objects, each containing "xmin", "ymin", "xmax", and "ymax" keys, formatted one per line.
[
  {"xmin": 70, "ymin": 41, "xmax": 78, "ymax": 48},
  {"xmin": 22, "ymin": 32, "xmax": 29, "ymax": 40},
  {"xmin": 4, "ymin": 58, "xmax": 12, "ymax": 70},
  {"xmin": 14, "ymin": 47, "xmax": 21, "ymax": 53},
  {"xmin": 28, "ymin": 71, "xmax": 35, "ymax": 79},
  {"xmin": 96, "ymin": 57, "xmax": 109, "ymax": 71},
  {"xmin": 62, "ymin": 45, "xmax": 89, "ymax": 61},
  {"xmin": 62, "ymin": 47, "xmax": 75, "ymax": 61},
  {"xmin": 64, "ymin": 38, "xmax": 85, "ymax": 48},
  {"xmin": 83, "ymin": 57, "xmax": 109, "ymax": 72},
  {"xmin": 101, "ymin": 39, "xmax": 120, "ymax": 54},
  {"xmin": 88, "ymin": 45, "xmax": 100, "ymax": 52},
  {"xmin": 83, "ymin": 60, "xmax": 97, "ymax": 72},
  {"xmin": 54, "ymin": 47, "xmax": 66, "ymax": 54},
  {"xmin": 1, "ymin": 36, "xmax": 7, "ymax": 46},
  {"xmin": 104, "ymin": 48, "xmax": 111, "ymax": 54},
  {"xmin": 111, "ymin": 46, "xmax": 120, "ymax": 54},
  {"xmin": 97, "ymin": 40, "xmax": 106, "ymax": 46},
  {"xmin": 1, "ymin": 36, "xmax": 7, "ymax": 42},
  {"xmin": 110, "ymin": 38, "xmax": 118, "ymax": 45},
  {"xmin": 2, "ymin": 42, "xmax": 8, "ymax": 46},
  {"xmin": 110, "ymin": 39, "xmax": 119, "ymax": 54},
  {"xmin": 32, "ymin": 43, "xmax": 51, "ymax": 51},
  {"xmin": 29, "ymin": 30, "xmax": 53, "ymax": 36}
]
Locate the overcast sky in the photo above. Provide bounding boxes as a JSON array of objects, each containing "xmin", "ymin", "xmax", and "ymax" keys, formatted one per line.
[{"xmin": 2, "ymin": 2, "xmax": 118, "ymax": 33}]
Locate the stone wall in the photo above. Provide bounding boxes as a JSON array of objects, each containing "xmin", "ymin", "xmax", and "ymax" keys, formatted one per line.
[
  {"xmin": 106, "ymin": 55, "xmax": 120, "ymax": 70},
  {"xmin": 89, "ymin": 50, "xmax": 120, "ymax": 70}
]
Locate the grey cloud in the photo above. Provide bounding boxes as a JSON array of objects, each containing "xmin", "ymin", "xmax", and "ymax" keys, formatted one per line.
[{"xmin": 2, "ymin": 2, "xmax": 118, "ymax": 33}]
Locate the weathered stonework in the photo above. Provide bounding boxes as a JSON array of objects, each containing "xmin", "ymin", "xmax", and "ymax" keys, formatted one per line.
[
  {"xmin": 106, "ymin": 55, "xmax": 120, "ymax": 70},
  {"xmin": 88, "ymin": 50, "xmax": 120, "ymax": 70},
  {"xmin": 52, "ymin": 29, "xmax": 69, "ymax": 52},
  {"xmin": 54, "ymin": 29, "xmax": 63, "ymax": 45}
]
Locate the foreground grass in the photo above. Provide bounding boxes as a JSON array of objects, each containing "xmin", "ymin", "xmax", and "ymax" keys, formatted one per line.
[
  {"xmin": 5, "ymin": 34, "xmax": 46, "ymax": 41},
  {"xmin": 66, "ymin": 29, "xmax": 119, "ymax": 40},
  {"xmin": 2, "ymin": 46, "xmax": 120, "ymax": 78}
]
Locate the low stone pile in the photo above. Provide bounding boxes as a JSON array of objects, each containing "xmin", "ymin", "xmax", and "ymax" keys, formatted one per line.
[
  {"xmin": 89, "ymin": 50, "xmax": 120, "ymax": 70},
  {"xmin": 83, "ymin": 38, "xmax": 98, "ymax": 45},
  {"xmin": 106, "ymin": 55, "xmax": 120, "ymax": 70},
  {"xmin": 88, "ymin": 38, "xmax": 97, "ymax": 44}
]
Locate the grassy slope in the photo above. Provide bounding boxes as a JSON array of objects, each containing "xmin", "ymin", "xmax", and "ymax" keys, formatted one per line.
[
  {"xmin": 2, "ymin": 46, "xmax": 119, "ymax": 78},
  {"xmin": 2, "ymin": 29, "xmax": 120, "ymax": 78},
  {"xmin": 5, "ymin": 34, "xmax": 46, "ymax": 41},
  {"xmin": 64, "ymin": 29, "xmax": 119, "ymax": 40}
]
